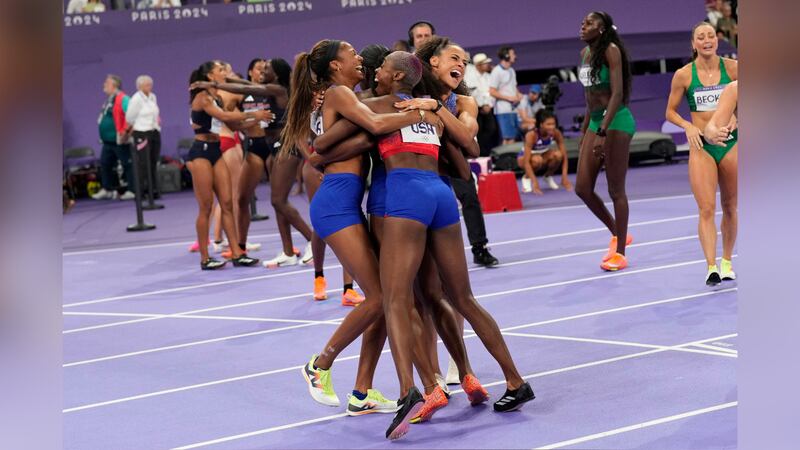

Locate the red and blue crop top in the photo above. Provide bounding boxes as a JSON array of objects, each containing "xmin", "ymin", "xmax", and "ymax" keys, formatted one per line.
[{"xmin": 377, "ymin": 94, "xmax": 440, "ymax": 159}]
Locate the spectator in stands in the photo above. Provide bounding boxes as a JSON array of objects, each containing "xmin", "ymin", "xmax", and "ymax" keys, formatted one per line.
[
  {"xmin": 93, "ymin": 75, "xmax": 135, "ymax": 200},
  {"xmin": 125, "ymin": 75, "xmax": 162, "ymax": 199},
  {"xmin": 706, "ymin": 0, "xmax": 724, "ymax": 28},
  {"xmin": 465, "ymin": 52, "xmax": 498, "ymax": 156},
  {"xmin": 517, "ymin": 84, "xmax": 544, "ymax": 133},
  {"xmin": 136, "ymin": 0, "xmax": 181, "ymax": 8},
  {"xmin": 407, "ymin": 21, "xmax": 435, "ymax": 50},
  {"xmin": 66, "ymin": 0, "xmax": 106, "ymax": 13},
  {"xmin": 490, "ymin": 45, "xmax": 524, "ymax": 145},
  {"xmin": 716, "ymin": 1, "xmax": 737, "ymax": 47}
]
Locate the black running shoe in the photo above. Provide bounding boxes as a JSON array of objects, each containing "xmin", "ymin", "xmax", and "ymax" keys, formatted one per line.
[
  {"xmin": 473, "ymin": 246, "xmax": 499, "ymax": 267},
  {"xmin": 232, "ymin": 254, "xmax": 259, "ymax": 267},
  {"xmin": 385, "ymin": 386, "xmax": 424, "ymax": 440},
  {"xmin": 706, "ymin": 270, "xmax": 722, "ymax": 286},
  {"xmin": 493, "ymin": 382, "xmax": 535, "ymax": 412},
  {"xmin": 201, "ymin": 258, "xmax": 226, "ymax": 270}
]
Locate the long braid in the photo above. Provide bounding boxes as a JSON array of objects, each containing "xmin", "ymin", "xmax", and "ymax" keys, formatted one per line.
[{"xmin": 589, "ymin": 11, "xmax": 632, "ymax": 104}]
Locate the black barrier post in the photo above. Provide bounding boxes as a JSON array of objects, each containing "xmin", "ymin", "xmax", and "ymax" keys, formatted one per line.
[
  {"xmin": 127, "ymin": 144, "xmax": 156, "ymax": 232},
  {"xmin": 142, "ymin": 141, "xmax": 164, "ymax": 211}
]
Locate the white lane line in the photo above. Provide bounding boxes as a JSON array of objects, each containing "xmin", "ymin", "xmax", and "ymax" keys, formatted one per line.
[
  {"xmin": 63, "ymin": 232, "xmax": 709, "ymax": 334},
  {"xmin": 537, "ymin": 402, "xmax": 738, "ymax": 449},
  {"xmin": 63, "ymin": 257, "xmax": 730, "ymax": 367},
  {"xmin": 63, "ymin": 210, "xmax": 712, "ymax": 308},
  {"xmin": 62, "ymin": 231, "xmax": 303, "ymax": 256},
  {"xmin": 170, "ymin": 333, "xmax": 735, "ymax": 449},
  {"xmin": 63, "ymin": 259, "xmax": 737, "ymax": 367},
  {"xmin": 63, "ymin": 263, "xmax": 345, "ymax": 309},
  {"xmin": 63, "ymin": 291, "xmax": 734, "ymax": 412},
  {"xmin": 63, "ymin": 311, "xmax": 342, "ymax": 326},
  {"xmin": 477, "ymin": 255, "xmax": 736, "ymax": 302},
  {"xmin": 62, "ymin": 289, "xmax": 346, "ymax": 334},
  {"xmin": 692, "ymin": 343, "xmax": 738, "ymax": 354},
  {"xmin": 489, "ymin": 213, "xmax": 716, "ymax": 248},
  {"xmin": 62, "ymin": 322, "xmax": 331, "ymax": 368},
  {"xmin": 498, "ymin": 193, "xmax": 695, "ymax": 217},
  {"xmin": 62, "ymin": 193, "xmax": 696, "ymax": 257},
  {"xmin": 500, "ymin": 332, "xmax": 737, "ymax": 358}
]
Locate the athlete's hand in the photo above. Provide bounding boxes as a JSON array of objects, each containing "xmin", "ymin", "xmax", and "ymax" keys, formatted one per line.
[
  {"xmin": 394, "ymin": 98, "xmax": 438, "ymax": 112},
  {"xmin": 561, "ymin": 177, "xmax": 574, "ymax": 191},
  {"xmin": 533, "ymin": 186, "xmax": 544, "ymax": 195},
  {"xmin": 254, "ymin": 110, "xmax": 276, "ymax": 123},
  {"xmin": 592, "ymin": 135, "xmax": 606, "ymax": 159},
  {"xmin": 308, "ymin": 152, "xmax": 325, "ymax": 171},
  {"xmin": 685, "ymin": 125, "xmax": 704, "ymax": 150},
  {"xmin": 312, "ymin": 90, "xmax": 325, "ymax": 111},
  {"xmin": 421, "ymin": 111, "xmax": 443, "ymax": 129},
  {"xmin": 706, "ymin": 125, "xmax": 730, "ymax": 146}
]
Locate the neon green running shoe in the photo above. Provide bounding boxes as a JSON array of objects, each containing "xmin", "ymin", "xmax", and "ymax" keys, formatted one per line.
[
  {"xmin": 301, "ymin": 354, "xmax": 339, "ymax": 406},
  {"xmin": 346, "ymin": 389, "xmax": 398, "ymax": 416}
]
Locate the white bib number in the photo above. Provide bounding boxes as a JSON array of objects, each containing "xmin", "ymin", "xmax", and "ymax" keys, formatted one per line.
[
  {"xmin": 243, "ymin": 96, "xmax": 270, "ymax": 128},
  {"xmin": 210, "ymin": 118, "xmax": 222, "ymax": 135},
  {"xmin": 310, "ymin": 110, "xmax": 324, "ymax": 136},
  {"xmin": 400, "ymin": 123, "xmax": 440, "ymax": 146},
  {"xmin": 578, "ymin": 65, "xmax": 592, "ymax": 87},
  {"xmin": 694, "ymin": 85, "xmax": 724, "ymax": 112}
]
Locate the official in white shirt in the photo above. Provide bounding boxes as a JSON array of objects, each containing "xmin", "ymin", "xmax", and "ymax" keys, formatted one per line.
[
  {"xmin": 125, "ymin": 75, "xmax": 162, "ymax": 198},
  {"xmin": 465, "ymin": 53, "xmax": 499, "ymax": 155}
]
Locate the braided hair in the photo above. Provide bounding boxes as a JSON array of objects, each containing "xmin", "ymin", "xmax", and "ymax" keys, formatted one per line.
[{"xmin": 588, "ymin": 11, "xmax": 632, "ymax": 104}]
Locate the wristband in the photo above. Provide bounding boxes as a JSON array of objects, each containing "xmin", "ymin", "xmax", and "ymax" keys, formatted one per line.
[{"xmin": 432, "ymin": 100, "xmax": 443, "ymax": 113}]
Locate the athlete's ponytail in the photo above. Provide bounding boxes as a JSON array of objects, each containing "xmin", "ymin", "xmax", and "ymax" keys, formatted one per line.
[
  {"xmin": 281, "ymin": 52, "xmax": 314, "ymax": 151},
  {"xmin": 280, "ymin": 40, "xmax": 342, "ymax": 151}
]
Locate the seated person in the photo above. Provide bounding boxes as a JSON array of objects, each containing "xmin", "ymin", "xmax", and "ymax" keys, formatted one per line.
[{"xmin": 517, "ymin": 109, "xmax": 572, "ymax": 194}]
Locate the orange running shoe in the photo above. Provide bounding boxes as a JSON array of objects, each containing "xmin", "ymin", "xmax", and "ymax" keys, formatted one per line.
[
  {"xmin": 341, "ymin": 289, "xmax": 365, "ymax": 307},
  {"xmin": 221, "ymin": 248, "xmax": 243, "ymax": 260},
  {"xmin": 314, "ymin": 276, "xmax": 328, "ymax": 301},
  {"xmin": 603, "ymin": 234, "xmax": 634, "ymax": 262},
  {"xmin": 462, "ymin": 374, "xmax": 489, "ymax": 406},
  {"xmin": 601, "ymin": 252, "xmax": 628, "ymax": 271},
  {"xmin": 409, "ymin": 385, "xmax": 449, "ymax": 423}
]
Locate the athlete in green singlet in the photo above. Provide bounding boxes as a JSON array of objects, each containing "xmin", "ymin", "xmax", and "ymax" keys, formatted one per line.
[
  {"xmin": 666, "ymin": 22, "xmax": 738, "ymax": 286},
  {"xmin": 576, "ymin": 11, "xmax": 636, "ymax": 272}
]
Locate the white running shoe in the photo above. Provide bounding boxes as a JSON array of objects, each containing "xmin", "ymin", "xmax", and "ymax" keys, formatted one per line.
[
  {"xmin": 246, "ymin": 242, "xmax": 261, "ymax": 251},
  {"xmin": 212, "ymin": 240, "xmax": 229, "ymax": 253},
  {"xmin": 262, "ymin": 251, "xmax": 298, "ymax": 268},
  {"xmin": 300, "ymin": 241, "xmax": 313, "ymax": 265},
  {"xmin": 544, "ymin": 175, "xmax": 559, "ymax": 190},
  {"xmin": 445, "ymin": 356, "xmax": 459, "ymax": 385},
  {"xmin": 435, "ymin": 373, "xmax": 451, "ymax": 397},
  {"xmin": 119, "ymin": 191, "xmax": 136, "ymax": 200},
  {"xmin": 521, "ymin": 176, "xmax": 532, "ymax": 193},
  {"xmin": 91, "ymin": 188, "xmax": 114, "ymax": 200}
]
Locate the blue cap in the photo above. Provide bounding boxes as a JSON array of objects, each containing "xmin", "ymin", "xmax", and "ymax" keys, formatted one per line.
[{"xmin": 530, "ymin": 84, "xmax": 542, "ymax": 94}]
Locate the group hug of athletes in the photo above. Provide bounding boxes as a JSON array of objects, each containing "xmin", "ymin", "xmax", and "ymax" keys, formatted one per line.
[{"xmin": 183, "ymin": 11, "xmax": 738, "ymax": 440}]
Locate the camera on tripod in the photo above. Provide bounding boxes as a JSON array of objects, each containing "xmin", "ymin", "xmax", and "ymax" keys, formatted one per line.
[{"xmin": 540, "ymin": 75, "xmax": 562, "ymax": 111}]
